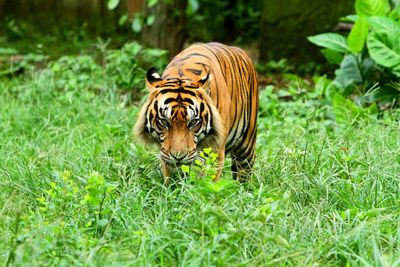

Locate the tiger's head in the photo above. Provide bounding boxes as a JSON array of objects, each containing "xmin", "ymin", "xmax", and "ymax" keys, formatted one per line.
[{"xmin": 134, "ymin": 68, "xmax": 224, "ymax": 166}]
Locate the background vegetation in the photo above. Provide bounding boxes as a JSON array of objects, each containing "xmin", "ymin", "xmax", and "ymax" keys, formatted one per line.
[{"xmin": 0, "ymin": 0, "xmax": 399, "ymax": 266}]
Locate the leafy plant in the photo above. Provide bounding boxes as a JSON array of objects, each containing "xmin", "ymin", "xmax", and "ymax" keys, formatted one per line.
[
  {"xmin": 102, "ymin": 41, "xmax": 168, "ymax": 95},
  {"xmin": 108, "ymin": 0, "xmax": 177, "ymax": 34},
  {"xmin": 36, "ymin": 170, "xmax": 79, "ymax": 215},
  {"xmin": 35, "ymin": 170, "xmax": 117, "ymax": 236},
  {"xmin": 181, "ymin": 147, "xmax": 219, "ymax": 182},
  {"xmin": 83, "ymin": 171, "xmax": 117, "ymax": 233},
  {"xmin": 332, "ymin": 94, "xmax": 378, "ymax": 124},
  {"xmin": 308, "ymin": 0, "xmax": 400, "ymax": 107},
  {"xmin": 49, "ymin": 41, "xmax": 168, "ymax": 94},
  {"xmin": 0, "ymin": 48, "xmax": 48, "ymax": 76},
  {"xmin": 185, "ymin": 0, "xmax": 261, "ymax": 43},
  {"xmin": 181, "ymin": 148, "xmax": 238, "ymax": 196},
  {"xmin": 50, "ymin": 55, "xmax": 103, "ymax": 91}
]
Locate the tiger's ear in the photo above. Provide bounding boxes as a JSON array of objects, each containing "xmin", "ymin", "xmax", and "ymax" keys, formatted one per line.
[
  {"xmin": 197, "ymin": 72, "xmax": 211, "ymax": 94},
  {"xmin": 197, "ymin": 72, "xmax": 210, "ymax": 87},
  {"xmin": 146, "ymin": 67, "xmax": 163, "ymax": 90}
]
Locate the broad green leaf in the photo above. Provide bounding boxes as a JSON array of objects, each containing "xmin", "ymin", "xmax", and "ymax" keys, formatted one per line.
[
  {"xmin": 107, "ymin": 0, "xmax": 119, "ymax": 10},
  {"xmin": 389, "ymin": 5, "xmax": 400, "ymax": 20},
  {"xmin": 341, "ymin": 208, "xmax": 359, "ymax": 219},
  {"xmin": 124, "ymin": 42, "xmax": 142, "ymax": 56},
  {"xmin": 148, "ymin": 0, "xmax": 158, "ymax": 7},
  {"xmin": 118, "ymin": 14, "xmax": 128, "ymax": 26},
  {"xmin": 132, "ymin": 16, "xmax": 143, "ymax": 33},
  {"xmin": 203, "ymin": 147, "xmax": 213, "ymax": 155},
  {"xmin": 146, "ymin": 15, "xmax": 156, "ymax": 26},
  {"xmin": 368, "ymin": 16, "xmax": 400, "ymax": 32},
  {"xmin": 187, "ymin": 0, "xmax": 200, "ymax": 15},
  {"xmin": 313, "ymin": 75, "xmax": 332, "ymax": 96},
  {"xmin": 367, "ymin": 32, "xmax": 400, "ymax": 76},
  {"xmin": 307, "ymin": 33, "xmax": 349, "ymax": 53},
  {"xmin": 355, "ymin": 0, "xmax": 390, "ymax": 16},
  {"xmin": 335, "ymin": 55, "xmax": 363, "ymax": 86},
  {"xmin": 181, "ymin": 165, "xmax": 190, "ymax": 173},
  {"xmin": 206, "ymin": 179, "xmax": 238, "ymax": 193},
  {"xmin": 348, "ymin": 15, "xmax": 369, "ymax": 53},
  {"xmin": 340, "ymin": 14, "xmax": 358, "ymax": 22},
  {"xmin": 328, "ymin": 55, "xmax": 365, "ymax": 98},
  {"xmin": 361, "ymin": 57, "xmax": 376, "ymax": 79},
  {"xmin": 321, "ymin": 48, "xmax": 344, "ymax": 64}
]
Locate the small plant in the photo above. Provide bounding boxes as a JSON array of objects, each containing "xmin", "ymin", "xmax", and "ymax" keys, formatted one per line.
[
  {"xmin": 83, "ymin": 171, "xmax": 117, "ymax": 234},
  {"xmin": 35, "ymin": 170, "xmax": 117, "ymax": 236},
  {"xmin": 181, "ymin": 147, "xmax": 219, "ymax": 182},
  {"xmin": 181, "ymin": 148, "xmax": 238, "ymax": 197},
  {"xmin": 36, "ymin": 170, "xmax": 79, "ymax": 215}
]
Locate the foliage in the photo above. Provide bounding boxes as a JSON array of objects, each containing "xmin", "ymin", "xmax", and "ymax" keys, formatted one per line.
[
  {"xmin": 185, "ymin": 0, "xmax": 261, "ymax": 43},
  {"xmin": 49, "ymin": 41, "xmax": 167, "ymax": 94},
  {"xmin": 181, "ymin": 147, "xmax": 239, "ymax": 197},
  {"xmin": 103, "ymin": 41, "xmax": 168, "ymax": 90},
  {"xmin": 0, "ymin": 48, "xmax": 48, "ymax": 77},
  {"xmin": 108, "ymin": 0, "xmax": 261, "ymax": 44},
  {"xmin": 1, "ymin": 64, "xmax": 399, "ymax": 265},
  {"xmin": 50, "ymin": 55, "xmax": 103, "ymax": 91},
  {"xmin": 308, "ymin": 0, "xmax": 400, "ymax": 107},
  {"xmin": 181, "ymin": 147, "xmax": 219, "ymax": 181}
]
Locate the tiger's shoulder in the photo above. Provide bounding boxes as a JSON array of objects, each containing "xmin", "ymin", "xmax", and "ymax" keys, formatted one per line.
[{"xmin": 162, "ymin": 42, "xmax": 248, "ymax": 81}]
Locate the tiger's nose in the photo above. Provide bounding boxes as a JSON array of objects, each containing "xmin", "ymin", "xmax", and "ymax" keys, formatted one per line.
[{"xmin": 171, "ymin": 151, "xmax": 187, "ymax": 161}]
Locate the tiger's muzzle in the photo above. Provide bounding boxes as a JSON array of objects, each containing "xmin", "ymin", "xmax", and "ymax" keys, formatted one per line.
[{"xmin": 160, "ymin": 148, "xmax": 198, "ymax": 165}]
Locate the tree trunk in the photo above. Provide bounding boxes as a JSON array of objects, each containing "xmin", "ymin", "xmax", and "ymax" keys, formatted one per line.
[
  {"xmin": 259, "ymin": 0, "xmax": 354, "ymax": 63},
  {"xmin": 127, "ymin": 0, "xmax": 145, "ymax": 16},
  {"xmin": 141, "ymin": 0, "xmax": 188, "ymax": 59}
]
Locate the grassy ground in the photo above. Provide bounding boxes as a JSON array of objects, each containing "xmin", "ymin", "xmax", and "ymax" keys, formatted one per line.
[{"xmin": 0, "ymin": 66, "xmax": 399, "ymax": 266}]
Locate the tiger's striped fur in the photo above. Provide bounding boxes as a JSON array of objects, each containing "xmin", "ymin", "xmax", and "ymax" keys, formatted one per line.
[{"xmin": 134, "ymin": 42, "xmax": 258, "ymax": 181}]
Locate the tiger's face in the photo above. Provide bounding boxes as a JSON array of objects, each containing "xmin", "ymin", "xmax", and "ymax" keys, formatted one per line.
[
  {"xmin": 151, "ymin": 92, "xmax": 205, "ymax": 165},
  {"xmin": 135, "ymin": 68, "xmax": 224, "ymax": 166}
]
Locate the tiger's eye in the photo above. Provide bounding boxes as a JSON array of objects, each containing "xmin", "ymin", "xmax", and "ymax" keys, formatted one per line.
[
  {"xmin": 158, "ymin": 118, "xmax": 170, "ymax": 128},
  {"xmin": 188, "ymin": 118, "xmax": 200, "ymax": 129}
]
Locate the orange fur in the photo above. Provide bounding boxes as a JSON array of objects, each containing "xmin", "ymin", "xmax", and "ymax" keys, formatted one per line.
[{"xmin": 134, "ymin": 42, "xmax": 258, "ymax": 181}]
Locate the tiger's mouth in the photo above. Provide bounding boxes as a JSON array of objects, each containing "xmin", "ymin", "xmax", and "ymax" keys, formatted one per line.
[{"xmin": 160, "ymin": 150, "xmax": 198, "ymax": 165}]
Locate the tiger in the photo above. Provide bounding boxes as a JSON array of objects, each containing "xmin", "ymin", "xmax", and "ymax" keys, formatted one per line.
[{"xmin": 134, "ymin": 42, "xmax": 258, "ymax": 182}]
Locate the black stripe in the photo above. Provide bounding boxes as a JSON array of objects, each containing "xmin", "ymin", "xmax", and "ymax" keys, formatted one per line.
[
  {"xmin": 154, "ymin": 100, "xmax": 160, "ymax": 114},
  {"xmin": 159, "ymin": 88, "xmax": 197, "ymax": 96},
  {"xmin": 200, "ymin": 102, "xmax": 205, "ymax": 114},
  {"xmin": 181, "ymin": 52, "xmax": 212, "ymax": 61},
  {"xmin": 164, "ymin": 98, "xmax": 175, "ymax": 105},
  {"xmin": 183, "ymin": 98, "xmax": 194, "ymax": 105},
  {"xmin": 147, "ymin": 110, "xmax": 153, "ymax": 132},
  {"xmin": 187, "ymin": 68, "xmax": 203, "ymax": 75}
]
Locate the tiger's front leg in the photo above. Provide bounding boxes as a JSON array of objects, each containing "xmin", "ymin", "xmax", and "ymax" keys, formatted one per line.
[
  {"xmin": 213, "ymin": 147, "xmax": 226, "ymax": 182},
  {"xmin": 161, "ymin": 161, "xmax": 171, "ymax": 185}
]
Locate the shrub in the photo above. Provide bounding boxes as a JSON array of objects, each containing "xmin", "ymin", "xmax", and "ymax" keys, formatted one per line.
[
  {"xmin": 308, "ymin": 0, "xmax": 400, "ymax": 108},
  {"xmin": 49, "ymin": 41, "xmax": 168, "ymax": 96}
]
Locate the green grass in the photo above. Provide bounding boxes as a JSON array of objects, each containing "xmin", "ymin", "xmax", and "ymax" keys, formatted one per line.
[{"xmin": 0, "ymin": 68, "xmax": 399, "ymax": 266}]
